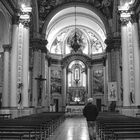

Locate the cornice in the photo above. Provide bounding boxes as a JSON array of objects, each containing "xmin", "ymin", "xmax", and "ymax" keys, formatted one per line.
[
  {"xmin": 91, "ymin": 57, "xmax": 106, "ymax": 66},
  {"xmin": 49, "ymin": 58, "xmax": 62, "ymax": 65}
]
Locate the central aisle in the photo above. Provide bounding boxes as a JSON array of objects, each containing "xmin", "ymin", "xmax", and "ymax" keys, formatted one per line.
[{"xmin": 49, "ymin": 117, "xmax": 90, "ymax": 140}]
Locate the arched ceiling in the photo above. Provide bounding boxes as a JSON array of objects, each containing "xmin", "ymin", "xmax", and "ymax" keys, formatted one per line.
[
  {"xmin": 45, "ymin": 6, "xmax": 107, "ymax": 54},
  {"xmin": 46, "ymin": 6, "xmax": 106, "ymax": 38}
]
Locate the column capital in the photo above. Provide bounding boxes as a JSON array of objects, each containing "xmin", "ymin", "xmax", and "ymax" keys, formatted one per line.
[
  {"xmin": 120, "ymin": 12, "xmax": 138, "ymax": 25},
  {"xmin": 3, "ymin": 44, "xmax": 12, "ymax": 51},
  {"xmin": 30, "ymin": 38, "xmax": 48, "ymax": 53},
  {"xmin": 19, "ymin": 19, "xmax": 30, "ymax": 28},
  {"xmin": 118, "ymin": 0, "xmax": 136, "ymax": 25},
  {"xmin": 120, "ymin": 11, "xmax": 133, "ymax": 25},
  {"xmin": 118, "ymin": 2, "xmax": 137, "ymax": 25}
]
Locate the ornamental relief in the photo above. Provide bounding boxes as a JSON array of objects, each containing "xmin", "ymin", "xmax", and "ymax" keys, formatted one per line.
[
  {"xmin": 49, "ymin": 27, "xmax": 105, "ymax": 55},
  {"xmin": 38, "ymin": 0, "xmax": 113, "ymax": 30}
]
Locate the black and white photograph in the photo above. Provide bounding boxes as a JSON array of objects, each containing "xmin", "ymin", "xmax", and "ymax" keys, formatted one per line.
[{"xmin": 0, "ymin": 0, "xmax": 140, "ymax": 139}]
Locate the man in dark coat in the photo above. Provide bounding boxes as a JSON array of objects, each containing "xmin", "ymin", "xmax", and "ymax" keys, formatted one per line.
[{"xmin": 83, "ymin": 98, "xmax": 99, "ymax": 140}]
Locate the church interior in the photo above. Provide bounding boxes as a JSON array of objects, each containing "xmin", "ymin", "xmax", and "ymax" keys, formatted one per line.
[{"xmin": 0, "ymin": 0, "xmax": 140, "ymax": 139}]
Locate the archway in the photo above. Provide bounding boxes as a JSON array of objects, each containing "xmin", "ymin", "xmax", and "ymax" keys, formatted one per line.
[
  {"xmin": 42, "ymin": 2, "xmax": 109, "ymax": 111},
  {"xmin": 67, "ymin": 60, "xmax": 87, "ymax": 105}
]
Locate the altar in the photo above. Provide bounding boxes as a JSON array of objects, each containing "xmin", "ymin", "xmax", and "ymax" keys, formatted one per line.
[{"xmin": 65, "ymin": 105, "xmax": 84, "ymax": 116}]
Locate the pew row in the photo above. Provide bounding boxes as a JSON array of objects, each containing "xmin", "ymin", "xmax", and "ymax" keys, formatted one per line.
[
  {"xmin": 0, "ymin": 112, "xmax": 65, "ymax": 140},
  {"xmin": 96, "ymin": 112, "xmax": 140, "ymax": 140}
]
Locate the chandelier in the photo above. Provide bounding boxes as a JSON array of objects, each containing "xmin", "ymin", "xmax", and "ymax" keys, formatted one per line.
[{"xmin": 71, "ymin": 5, "xmax": 81, "ymax": 52}]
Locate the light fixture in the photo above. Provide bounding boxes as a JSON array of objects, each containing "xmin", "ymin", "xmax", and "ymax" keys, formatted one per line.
[{"xmin": 71, "ymin": 5, "xmax": 81, "ymax": 52}]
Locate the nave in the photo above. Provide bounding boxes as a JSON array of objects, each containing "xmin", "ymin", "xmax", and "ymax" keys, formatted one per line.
[
  {"xmin": 1, "ymin": 112, "xmax": 140, "ymax": 140},
  {"xmin": 49, "ymin": 112, "xmax": 140, "ymax": 140},
  {"xmin": 49, "ymin": 117, "xmax": 91, "ymax": 140}
]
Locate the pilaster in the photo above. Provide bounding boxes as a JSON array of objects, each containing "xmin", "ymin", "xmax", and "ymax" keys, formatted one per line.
[
  {"xmin": 119, "ymin": 2, "xmax": 140, "ymax": 109},
  {"xmin": 10, "ymin": 6, "xmax": 32, "ymax": 108},
  {"xmin": 105, "ymin": 37, "xmax": 121, "ymax": 106},
  {"xmin": 132, "ymin": 17, "xmax": 140, "ymax": 106},
  {"xmin": 10, "ymin": 15, "xmax": 19, "ymax": 107},
  {"xmin": 62, "ymin": 67, "xmax": 66, "ymax": 107},
  {"xmin": 105, "ymin": 37, "xmax": 121, "ymax": 81},
  {"xmin": 87, "ymin": 67, "xmax": 91, "ymax": 98},
  {"xmin": 2, "ymin": 44, "xmax": 11, "ymax": 107},
  {"xmin": 30, "ymin": 38, "xmax": 48, "ymax": 107}
]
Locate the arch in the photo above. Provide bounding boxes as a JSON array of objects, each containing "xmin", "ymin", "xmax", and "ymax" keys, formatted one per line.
[
  {"xmin": 62, "ymin": 53, "xmax": 92, "ymax": 68},
  {"xmin": 42, "ymin": 2, "xmax": 111, "ymax": 38}
]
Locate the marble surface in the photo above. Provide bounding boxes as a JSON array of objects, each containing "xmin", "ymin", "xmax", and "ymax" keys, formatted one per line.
[{"xmin": 49, "ymin": 117, "xmax": 90, "ymax": 140}]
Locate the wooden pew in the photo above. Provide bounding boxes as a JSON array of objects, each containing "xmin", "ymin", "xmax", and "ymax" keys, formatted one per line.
[
  {"xmin": 0, "ymin": 112, "xmax": 65, "ymax": 140},
  {"xmin": 96, "ymin": 112, "xmax": 140, "ymax": 140}
]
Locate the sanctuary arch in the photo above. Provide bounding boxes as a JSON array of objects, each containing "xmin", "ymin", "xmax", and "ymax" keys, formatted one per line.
[{"xmin": 43, "ymin": 3, "xmax": 108, "ymax": 112}]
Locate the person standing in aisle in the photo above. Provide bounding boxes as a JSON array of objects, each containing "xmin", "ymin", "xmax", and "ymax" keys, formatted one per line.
[{"xmin": 83, "ymin": 98, "xmax": 99, "ymax": 140}]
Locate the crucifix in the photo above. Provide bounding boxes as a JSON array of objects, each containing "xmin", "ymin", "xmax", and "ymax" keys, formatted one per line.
[{"xmin": 35, "ymin": 75, "xmax": 46, "ymax": 104}]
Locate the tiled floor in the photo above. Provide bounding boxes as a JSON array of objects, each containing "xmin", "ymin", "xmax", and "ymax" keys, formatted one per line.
[{"xmin": 49, "ymin": 116, "xmax": 90, "ymax": 140}]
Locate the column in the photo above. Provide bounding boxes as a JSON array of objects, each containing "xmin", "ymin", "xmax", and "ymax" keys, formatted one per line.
[
  {"xmin": 119, "ymin": 8, "xmax": 136, "ymax": 106},
  {"xmin": 10, "ymin": 16, "xmax": 19, "ymax": 107},
  {"xmin": 22, "ymin": 24, "xmax": 30, "ymax": 107},
  {"xmin": 105, "ymin": 37, "xmax": 121, "ymax": 106},
  {"xmin": 41, "ymin": 47, "xmax": 47, "ymax": 107},
  {"xmin": 87, "ymin": 67, "xmax": 91, "ymax": 98},
  {"xmin": 105, "ymin": 38, "xmax": 121, "ymax": 82},
  {"xmin": 30, "ymin": 38, "xmax": 47, "ymax": 107},
  {"xmin": 2, "ymin": 44, "xmax": 11, "ymax": 107},
  {"xmin": 118, "ymin": 0, "xmax": 140, "ymax": 113},
  {"xmin": 32, "ymin": 48, "xmax": 39, "ymax": 107},
  {"xmin": 104, "ymin": 59, "xmax": 108, "ymax": 109},
  {"xmin": 48, "ymin": 65, "xmax": 51, "ymax": 110},
  {"xmin": 121, "ymin": 22, "xmax": 130, "ymax": 106},
  {"xmin": 133, "ymin": 19, "xmax": 140, "ymax": 105},
  {"xmin": 62, "ymin": 67, "xmax": 66, "ymax": 107},
  {"xmin": 45, "ymin": 58, "xmax": 49, "ymax": 110}
]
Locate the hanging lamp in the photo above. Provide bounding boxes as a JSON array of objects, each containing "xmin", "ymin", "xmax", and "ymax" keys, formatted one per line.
[{"xmin": 71, "ymin": 5, "xmax": 81, "ymax": 52}]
